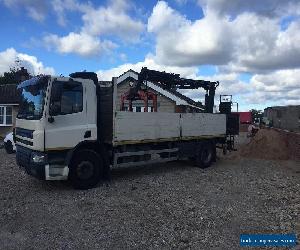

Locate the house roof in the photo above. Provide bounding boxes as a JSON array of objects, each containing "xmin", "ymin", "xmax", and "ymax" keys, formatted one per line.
[
  {"xmin": 0, "ymin": 84, "xmax": 21, "ymax": 104},
  {"xmin": 265, "ymin": 105, "xmax": 300, "ymax": 110},
  {"xmin": 115, "ymin": 70, "xmax": 204, "ymax": 109}
]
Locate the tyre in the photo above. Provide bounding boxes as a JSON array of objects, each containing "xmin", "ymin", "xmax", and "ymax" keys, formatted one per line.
[
  {"xmin": 195, "ymin": 142, "xmax": 214, "ymax": 169},
  {"xmin": 4, "ymin": 140, "xmax": 14, "ymax": 154},
  {"xmin": 69, "ymin": 149, "xmax": 103, "ymax": 189}
]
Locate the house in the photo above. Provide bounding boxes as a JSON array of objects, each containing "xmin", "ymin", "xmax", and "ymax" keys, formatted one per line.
[
  {"xmin": 0, "ymin": 84, "xmax": 21, "ymax": 137},
  {"xmin": 264, "ymin": 105, "xmax": 300, "ymax": 132},
  {"xmin": 108, "ymin": 69, "xmax": 204, "ymax": 113}
]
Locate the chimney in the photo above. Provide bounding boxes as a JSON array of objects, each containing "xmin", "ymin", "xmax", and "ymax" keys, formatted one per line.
[{"xmin": 17, "ymin": 67, "xmax": 30, "ymax": 82}]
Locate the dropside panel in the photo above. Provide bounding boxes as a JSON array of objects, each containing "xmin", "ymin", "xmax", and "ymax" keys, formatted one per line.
[
  {"xmin": 178, "ymin": 113, "xmax": 226, "ymax": 138},
  {"xmin": 114, "ymin": 112, "xmax": 181, "ymax": 144}
]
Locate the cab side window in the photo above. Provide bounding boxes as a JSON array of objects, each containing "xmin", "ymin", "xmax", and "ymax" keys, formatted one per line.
[{"xmin": 50, "ymin": 80, "xmax": 83, "ymax": 116}]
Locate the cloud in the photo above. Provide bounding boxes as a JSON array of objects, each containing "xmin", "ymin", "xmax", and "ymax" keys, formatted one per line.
[
  {"xmin": 147, "ymin": 1, "xmax": 300, "ymax": 73},
  {"xmin": 50, "ymin": 0, "xmax": 144, "ymax": 39},
  {"xmin": 50, "ymin": 0, "xmax": 91, "ymax": 26},
  {"xmin": 148, "ymin": 1, "xmax": 233, "ymax": 67},
  {"xmin": 81, "ymin": 0, "xmax": 144, "ymax": 42},
  {"xmin": 0, "ymin": 48, "xmax": 55, "ymax": 75},
  {"xmin": 119, "ymin": 53, "xmax": 127, "ymax": 62},
  {"xmin": 175, "ymin": 0, "xmax": 188, "ymax": 5},
  {"xmin": 43, "ymin": 32, "xmax": 117, "ymax": 57},
  {"xmin": 247, "ymin": 69, "xmax": 300, "ymax": 105},
  {"xmin": 224, "ymin": 13, "xmax": 300, "ymax": 73},
  {"xmin": 97, "ymin": 54, "xmax": 198, "ymax": 80},
  {"xmin": 178, "ymin": 72, "xmax": 252, "ymax": 104},
  {"xmin": 198, "ymin": 0, "xmax": 300, "ymax": 17},
  {"xmin": 203, "ymin": 69, "xmax": 300, "ymax": 107},
  {"xmin": 43, "ymin": 0, "xmax": 144, "ymax": 57},
  {"xmin": 2, "ymin": 0, "xmax": 48, "ymax": 21}
]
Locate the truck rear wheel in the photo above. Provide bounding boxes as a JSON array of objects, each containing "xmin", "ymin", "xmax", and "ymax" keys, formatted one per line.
[
  {"xmin": 69, "ymin": 149, "xmax": 103, "ymax": 189},
  {"xmin": 195, "ymin": 142, "xmax": 214, "ymax": 169}
]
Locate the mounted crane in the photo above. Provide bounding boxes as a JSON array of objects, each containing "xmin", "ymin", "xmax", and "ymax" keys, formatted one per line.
[{"xmin": 129, "ymin": 67, "xmax": 219, "ymax": 113}]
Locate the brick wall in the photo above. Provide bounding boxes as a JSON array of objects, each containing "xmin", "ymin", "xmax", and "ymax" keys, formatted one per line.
[
  {"xmin": 265, "ymin": 106, "xmax": 300, "ymax": 132},
  {"xmin": 117, "ymin": 80, "xmax": 176, "ymax": 113}
]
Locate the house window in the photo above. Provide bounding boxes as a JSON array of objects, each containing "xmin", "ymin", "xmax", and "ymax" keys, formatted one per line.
[
  {"xmin": 0, "ymin": 107, "xmax": 3, "ymax": 124},
  {"xmin": 6, "ymin": 107, "xmax": 12, "ymax": 124},
  {"xmin": 0, "ymin": 106, "xmax": 13, "ymax": 126}
]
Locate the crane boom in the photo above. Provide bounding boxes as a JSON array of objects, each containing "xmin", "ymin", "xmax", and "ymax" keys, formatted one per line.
[{"xmin": 136, "ymin": 67, "xmax": 219, "ymax": 113}]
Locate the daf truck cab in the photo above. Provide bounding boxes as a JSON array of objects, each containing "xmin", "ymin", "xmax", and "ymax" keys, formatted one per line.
[{"xmin": 15, "ymin": 74, "xmax": 102, "ymax": 188}]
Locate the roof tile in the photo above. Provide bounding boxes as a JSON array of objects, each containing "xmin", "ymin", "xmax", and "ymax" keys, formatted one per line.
[{"xmin": 0, "ymin": 84, "xmax": 21, "ymax": 104}]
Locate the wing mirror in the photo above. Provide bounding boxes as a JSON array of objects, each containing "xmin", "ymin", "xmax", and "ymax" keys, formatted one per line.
[{"xmin": 49, "ymin": 82, "xmax": 62, "ymax": 118}]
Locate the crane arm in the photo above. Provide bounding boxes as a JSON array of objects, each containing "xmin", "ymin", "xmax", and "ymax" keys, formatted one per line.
[{"xmin": 136, "ymin": 67, "xmax": 219, "ymax": 113}]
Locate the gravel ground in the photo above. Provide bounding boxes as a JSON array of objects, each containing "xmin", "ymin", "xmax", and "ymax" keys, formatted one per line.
[{"xmin": 0, "ymin": 134, "xmax": 299, "ymax": 249}]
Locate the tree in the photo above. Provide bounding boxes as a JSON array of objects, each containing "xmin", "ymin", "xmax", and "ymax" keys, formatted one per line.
[
  {"xmin": 250, "ymin": 109, "xmax": 263, "ymax": 123},
  {"xmin": 0, "ymin": 67, "xmax": 31, "ymax": 85}
]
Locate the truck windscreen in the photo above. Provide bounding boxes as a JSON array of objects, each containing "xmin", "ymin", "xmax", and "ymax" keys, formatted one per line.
[{"xmin": 17, "ymin": 76, "xmax": 49, "ymax": 120}]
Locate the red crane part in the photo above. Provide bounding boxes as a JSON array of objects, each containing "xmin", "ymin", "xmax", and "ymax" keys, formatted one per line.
[{"xmin": 121, "ymin": 90, "xmax": 157, "ymax": 112}]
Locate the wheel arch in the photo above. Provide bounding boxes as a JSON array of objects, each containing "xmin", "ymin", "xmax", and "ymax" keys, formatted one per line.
[{"xmin": 65, "ymin": 140, "xmax": 110, "ymax": 167}]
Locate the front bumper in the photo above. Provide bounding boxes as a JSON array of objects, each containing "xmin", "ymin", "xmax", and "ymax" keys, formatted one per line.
[
  {"xmin": 16, "ymin": 145, "xmax": 46, "ymax": 179},
  {"xmin": 16, "ymin": 145, "xmax": 69, "ymax": 180}
]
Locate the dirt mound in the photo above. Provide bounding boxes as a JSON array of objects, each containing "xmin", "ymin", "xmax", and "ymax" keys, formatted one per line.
[{"xmin": 240, "ymin": 128, "xmax": 300, "ymax": 161}]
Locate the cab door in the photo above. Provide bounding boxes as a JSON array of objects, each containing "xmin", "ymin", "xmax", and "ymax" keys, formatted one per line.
[{"xmin": 44, "ymin": 78, "xmax": 88, "ymax": 151}]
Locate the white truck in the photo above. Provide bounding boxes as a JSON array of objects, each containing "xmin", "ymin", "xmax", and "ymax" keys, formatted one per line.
[{"xmin": 15, "ymin": 68, "xmax": 238, "ymax": 189}]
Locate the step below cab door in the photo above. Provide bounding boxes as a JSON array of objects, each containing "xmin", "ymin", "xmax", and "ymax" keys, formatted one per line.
[{"xmin": 44, "ymin": 78, "xmax": 87, "ymax": 151}]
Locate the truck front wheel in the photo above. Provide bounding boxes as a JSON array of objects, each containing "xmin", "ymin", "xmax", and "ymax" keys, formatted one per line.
[
  {"xmin": 69, "ymin": 149, "xmax": 103, "ymax": 189},
  {"xmin": 195, "ymin": 142, "xmax": 214, "ymax": 169}
]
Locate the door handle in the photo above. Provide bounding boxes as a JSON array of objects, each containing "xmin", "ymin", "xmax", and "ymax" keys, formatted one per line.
[{"xmin": 84, "ymin": 130, "xmax": 91, "ymax": 138}]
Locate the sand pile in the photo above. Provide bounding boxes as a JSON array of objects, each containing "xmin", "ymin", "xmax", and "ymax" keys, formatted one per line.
[{"xmin": 240, "ymin": 128, "xmax": 300, "ymax": 161}]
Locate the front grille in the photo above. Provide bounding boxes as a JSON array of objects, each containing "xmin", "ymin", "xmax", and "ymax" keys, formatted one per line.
[
  {"xmin": 15, "ymin": 127, "xmax": 34, "ymax": 139},
  {"xmin": 16, "ymin": 137, "xmax": 33, "ymax": 146},
  {"xmin": 16, "ymin": 145, "xmax": 32, "ymax": 168},
  {"xmin": 16, "ymin": 145, "xmax": 46, "ymax": 180}
]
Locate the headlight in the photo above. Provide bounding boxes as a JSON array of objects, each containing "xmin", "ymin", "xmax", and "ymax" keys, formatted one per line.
[{"xmin": 31, "ymin": 152, "xmax": 46, "ymax": 163}]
